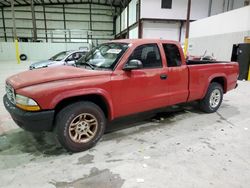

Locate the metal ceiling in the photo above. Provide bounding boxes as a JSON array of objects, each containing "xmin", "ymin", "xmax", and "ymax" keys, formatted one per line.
[{"xmin": 0, "ymin": 0, "xmax": 130, "ymax": 8}]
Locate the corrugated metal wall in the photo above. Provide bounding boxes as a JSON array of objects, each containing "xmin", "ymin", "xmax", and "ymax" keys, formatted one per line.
[{"xmin": 0, "ymin": 3, "xmax": 116, "ymax": 44}]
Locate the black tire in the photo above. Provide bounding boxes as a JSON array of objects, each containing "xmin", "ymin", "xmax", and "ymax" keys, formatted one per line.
[
  {"xmin": 55, "ymin": 101, "xmax": 106, "ymax": 152},
  {"xmin": 199, "ymin": 82, "xmax": 223, "ymax": 113},
  {"xmin": 20, "ymin": 54, "xmax": 27, "ymax": 61}
]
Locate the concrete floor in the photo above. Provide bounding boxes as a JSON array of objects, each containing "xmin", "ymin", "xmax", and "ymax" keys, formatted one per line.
[{"xmin": 0, "ymin": 61, "xmax": 250, "ymax": 188}]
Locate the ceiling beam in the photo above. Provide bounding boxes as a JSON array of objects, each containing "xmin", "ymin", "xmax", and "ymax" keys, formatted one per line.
[
  {"xmin": 22, "ymin": 0, "xmax": 29, "ymax": 4},
  {"xmin": 14, "ymin": 0, "xmax": 22, "ymax": 5},
  {"xmin": 0, "ymin": 2, "xmax": 6, "ymax": 6},
  {"xmin": 120, "ymin": 0, "xmax": 125, "ymax": 8},
  {"xmin": 0, "ymin": 0, "xmax": 120, "ymax": 7}
]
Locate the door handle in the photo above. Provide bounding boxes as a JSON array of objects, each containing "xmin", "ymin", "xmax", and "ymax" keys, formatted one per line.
[{"xmin": 160, "ymin": 74, "xmax": 168, "ymax": 80}]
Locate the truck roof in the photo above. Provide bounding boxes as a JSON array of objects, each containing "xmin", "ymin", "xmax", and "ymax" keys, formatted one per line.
[{"xmin": 110, "ymin": 39, "xmax": 180, "ymax": 45}]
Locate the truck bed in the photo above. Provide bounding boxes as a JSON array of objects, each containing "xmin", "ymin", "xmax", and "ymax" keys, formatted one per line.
[
  {"xmin": 186, "ymin": 60, "xmax": 228, "ymax": 65},
  {"xmin": 187, "ymin": 62, "xmax": 238, "ymax": 102}
]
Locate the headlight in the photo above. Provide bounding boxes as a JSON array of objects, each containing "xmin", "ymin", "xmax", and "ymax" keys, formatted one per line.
[{"xmin": 15, "ymin": 94, "xmax": 40, "ymax": 111}]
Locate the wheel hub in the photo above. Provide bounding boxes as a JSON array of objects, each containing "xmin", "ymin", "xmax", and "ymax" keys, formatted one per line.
[
  {"xmin": 209, "ymin": 89, "xmax": 221, "ymax": 108},
  {"xmin": 68, "ymin": 113, "xmax": 98, "ymax": 143}
]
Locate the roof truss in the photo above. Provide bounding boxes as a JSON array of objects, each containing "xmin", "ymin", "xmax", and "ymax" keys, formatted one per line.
[{"xmin": 0, "ymin": 0, "xmax": 129, "ymax": 7}]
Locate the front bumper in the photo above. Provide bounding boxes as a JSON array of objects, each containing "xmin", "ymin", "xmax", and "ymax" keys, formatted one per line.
[{"xmin": 3, "ymin": 95, "xmax": 55, "ymax": 132}]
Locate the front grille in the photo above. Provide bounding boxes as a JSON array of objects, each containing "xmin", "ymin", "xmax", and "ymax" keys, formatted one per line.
[{"xmin": 5, "ymin": 83, "xmax": 15, "ymax": 104}]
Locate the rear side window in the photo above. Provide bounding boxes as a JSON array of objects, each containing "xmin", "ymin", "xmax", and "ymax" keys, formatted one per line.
[
  {"xmin": 129, "ymin": 44, "xmax": 162, "ymax": 68},
  {"xmin": 163, "ymin": 44, "xmax": 182, "ymax": 67}
]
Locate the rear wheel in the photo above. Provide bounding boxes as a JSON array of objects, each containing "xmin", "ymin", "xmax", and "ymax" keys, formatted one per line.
[
  {"xmin": 55, "ymin": 101, "xmax": 106, "ymax": 152},
  {"xmin": 199, "ymin": 82, "xmax": 223, "ymax": 113}
]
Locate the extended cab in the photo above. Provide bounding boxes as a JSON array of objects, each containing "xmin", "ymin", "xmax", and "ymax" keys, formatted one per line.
[{"xmin": 3, "ymin": 39, "xmax": 239, "ymax": 152}]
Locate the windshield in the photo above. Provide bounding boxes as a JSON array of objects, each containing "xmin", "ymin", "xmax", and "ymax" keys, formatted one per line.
[
  {"xmin": 49, "ymin": 51, "xmax": 71, "ymax": 61},
  {"xmin": 76, "ymin": 43, "xmax": 128, "ymax": 70}
]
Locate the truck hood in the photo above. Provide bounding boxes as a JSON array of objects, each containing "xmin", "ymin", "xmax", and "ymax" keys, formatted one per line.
[{"xmin": 7, "ymin": 66, "xmax": 112, "ymax": 89}]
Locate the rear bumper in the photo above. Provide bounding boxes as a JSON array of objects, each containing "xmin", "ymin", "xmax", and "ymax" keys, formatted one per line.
[{"xmin": 3, "ymin": 95, "xmax": 55, "ymax": 132}]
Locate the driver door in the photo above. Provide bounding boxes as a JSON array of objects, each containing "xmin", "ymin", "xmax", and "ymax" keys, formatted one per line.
[{"xmin": 114, "ymin": 43, "xmax": 169, "ymax": 117}]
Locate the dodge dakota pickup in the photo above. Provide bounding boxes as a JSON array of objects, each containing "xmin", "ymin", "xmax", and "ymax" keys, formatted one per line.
[{"xmin": 3, "ymin": 39, "xmax": 239, "ymax": 152}]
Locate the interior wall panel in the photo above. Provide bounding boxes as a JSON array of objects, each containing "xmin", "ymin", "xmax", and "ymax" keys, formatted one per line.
[
  {"xmin": 115, "ymin": 15, "xmax": 121, "ymax": 35},
  {"xmin": 140, "ymin": 0, "xmax": 209, "ymax": 20},
  {"xmin": 129, "ymin": 26, "xmax": 138, "ymax": 39},
  {"xmin": 142, "ymin": 21, "xmax": 180, "ymax": 41},
  {"xmin": 0, "ymin": 3, "xmax": 115, "ymax": 42},
  {"xmin": 128, "ymin": 0, "xmax": 137, "ymax": 26},
  {"xmin": 189, "ymin": 6, "xmax": 250, "ymax": 60}
]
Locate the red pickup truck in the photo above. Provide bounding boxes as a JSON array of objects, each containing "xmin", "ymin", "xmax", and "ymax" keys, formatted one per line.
[{"xmin": 4, "ymin": 39, "xmax": 239, "ymax": 152}]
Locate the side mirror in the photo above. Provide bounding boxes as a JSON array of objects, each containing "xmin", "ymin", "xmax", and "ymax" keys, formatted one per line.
[{"xmin": 123, "ymin": 59, "xmax": 143, "ymax": 71}]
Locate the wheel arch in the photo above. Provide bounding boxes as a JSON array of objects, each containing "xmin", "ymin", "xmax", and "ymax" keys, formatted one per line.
[
  {"xmin": 53, "ymin": 91, "xmax": 114, "ymax": 121},
  {"xmin": 201, "ymin": 75, "xmax": 227, "ymax": 99},
  {"xmin": 210, "ymin": 76, "xmax": 227, "ymax": 93}
]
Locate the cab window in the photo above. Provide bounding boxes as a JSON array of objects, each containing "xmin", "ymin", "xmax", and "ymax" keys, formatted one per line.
[
  {"xmin": 163, "ymin": 44, "xmax": 182, "ymax": 67},
  {"xmin": 129, "ymin": 44, "xmax": 162, "ymax": 68}
]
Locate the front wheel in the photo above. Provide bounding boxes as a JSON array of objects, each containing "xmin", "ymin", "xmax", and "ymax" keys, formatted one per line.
[
  {"xmin": 199, "ymin": 82, "xmax": 223, "ymax": 113},
  {"xmin": 55, "ymin": 101, "xmax": 106, "ymax": 152}
]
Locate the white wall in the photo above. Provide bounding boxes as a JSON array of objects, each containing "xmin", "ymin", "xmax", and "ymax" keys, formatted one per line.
[
  {"xmin": 233, "ymin": 0, "xmax": 247, "ymax": 9},
  {"xmin": 121, "ymin": 7, "xmax": 128, "ymax": 31},
  {"xmin": 115, "ymin": 0, "xmax": 138, "ymax": 38},
  {"xmin": 140, "ymin": 0, "xmax": 248, "ymax": 20},
  {"xmin": 143, "ymin": 21, "xmax": 181, "ymax": 41},
  {"xmin": 129, "ymin": 26, "xmax": 138, "ymax": 39},
  {"xmin": 129, "ymin": 0, "xmax": 138, "ymax": 26},
  {"xmin": 141, "ymin": 0, "xmax": 209, "ymax": 20},
  {"xmin": 190, "ymin": 6, "xmax": 250, "ymax": 38},
  {"xmin": 210, "ymin": 0, "xmax": 225, "ymax": 16},
  {"xmin": 0, "ymin": 42, "xmax": 89, "ymax": 61},
  {"xmin": 189, "ymin": 6, "xmax": 250, "ymax": 61},
  {"xmin": 189, "ymin": 31, "xmax": 249, "ymax": 61},
  {"xmin": 116, "ymin": 15, "xmax": 121, "ymax": 35}
]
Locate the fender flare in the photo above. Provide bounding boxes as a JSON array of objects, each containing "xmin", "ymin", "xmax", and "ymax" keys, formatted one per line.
[
  {"xmin": 51, "ymin": 88, "xmax": 114, "ymax": 120},
  {"xmin": 201, "ymin": 74, "xmax": 227, "ymax": 99}
]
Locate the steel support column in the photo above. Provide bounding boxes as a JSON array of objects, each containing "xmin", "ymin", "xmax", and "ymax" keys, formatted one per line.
[
  {"xmin": 42, "ymin": 0, "xmax": 48, "ymax": 42},
  {"xmin": 222, "ymin": 0, "xmax": 226, "ymax": 12},
  {"xmin": 208, "ymin": 0, "xmax": 212, "ymax": 16},
  {"xmin": 62, "ymin": 4, "xmax": 67, "ymax": 42},
  {"xmin": 227, "ymin": 0, "xmax": 230, "ymax": 11},
  {"xmin": 119, "ymin": 6, "xmax": 122, "ymax": 38},
  {"xmin": 126, "ymin": 2, "xmax": 129, "ymax": 38},
  {"xmin": 89, "ymin": 2, "xmax": 92, "ymax": 40},
  {"xmin": 31, "ymin": 0, "xmax": 37, "ymax": 41},
  {"xmin": 113, "ymin": 7, "xmax": 117, "ymax": 36},
  {"xmin": 1, "ymin": 7, "xmax": 7, "ymax": 42},
  {"xmin": 179, "ymin": 21, "xmax": 183, "ymax": 42},
  {"xmin": 11, "ymin": 0, "xmax": 20, "ymax": 64},
  {"xmin": 230, "ymin": 0, "xmax": 234, "ymax": 10},
  {"xmin": 184, "ymin": 0, "xmax": 191, "ymax": 57},
  {"xmin": 138, "ymin": 0, "xmax": 142, "ymax": 38}
]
